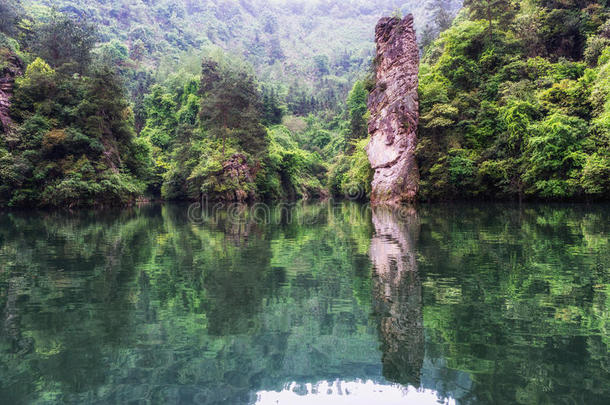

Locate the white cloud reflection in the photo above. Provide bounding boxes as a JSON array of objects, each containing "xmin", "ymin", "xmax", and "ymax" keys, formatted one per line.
[{"xmin": 255, "ymin": 379, "xmax": 455, "ymax": 405}]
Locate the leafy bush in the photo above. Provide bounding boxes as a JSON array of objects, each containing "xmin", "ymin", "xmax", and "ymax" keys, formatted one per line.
[{"xmin": 329, "ymin": 138, "xmax": 373, "ymax": 199}]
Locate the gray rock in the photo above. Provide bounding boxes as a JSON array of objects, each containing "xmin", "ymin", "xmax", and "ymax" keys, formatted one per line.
[
  {"xmin": 367, "ymin": 15, "xmax": 419, "ymax": 205},
  {"xmin": 0, "ymin": 52, "xmax": 23, "ymax": 135}
]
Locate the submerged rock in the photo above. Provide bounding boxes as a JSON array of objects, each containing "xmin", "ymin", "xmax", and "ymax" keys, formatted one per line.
[{"xmin": 367, "ymin": 14, "xmax": 419, "ymax": 205}]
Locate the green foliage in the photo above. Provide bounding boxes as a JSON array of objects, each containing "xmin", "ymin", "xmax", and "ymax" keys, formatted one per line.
[
  {"xmin": 522, "ymin": 113, "xmax": 587, "ymax": 197},
  {"xmin": 1, "ymin": 41, "xmax": 146, "ymax": 206},
  {"xmin": 345, "ymin": 80, "xmax": 369, "ymax": 148},
  {"xmin": 146, "ymin": 51, "xmax": 327, "ymax": 202},
  {"xmin": 261, "ymin": 85, "xmax": 285, "ymax": 126},
  {"xmin": 581, "ymin": 153, "xmax": 610, "ymax": 195},
  {"xmin": 30, "ymin": 11, "xmax": 96, "ymax": 74},
  {"xmin": 418, "ymin": 0, "xmax": 610, "ymax": 200},
  {"xmin": 261, "ymin": 126, "xmax": 327, "ymax": 200},
  {"xmin": 199, "ymin": 55, "xmax": 267, "ymax": 157},
  {"xmin": 329, "ymin": 137, "xmax": 373, "ymax": 199},
  {"xmin": 140, "ymin": 85, "xmax": 178, "ymax": 149},
  {"xmin": 0, "ymin": 0, "xmax": 21, "ymax": 36},
  {"xmin": 96, "ymin": 39, "xmax": 128, "ymax": 66},
  {"xmin": 463, "ymin": 0, "xmax": 519, "ymax": 38}
]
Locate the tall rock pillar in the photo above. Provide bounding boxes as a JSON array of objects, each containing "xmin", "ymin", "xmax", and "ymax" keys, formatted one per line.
[{"xmin": 366, "ymin": 14, "xmax": 419, "ymax": 205}]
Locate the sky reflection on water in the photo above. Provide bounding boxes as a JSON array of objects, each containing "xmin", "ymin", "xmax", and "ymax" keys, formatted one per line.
[{"xmin": 255, "ymin": 380, "xmax": 455, "ymax": 404}]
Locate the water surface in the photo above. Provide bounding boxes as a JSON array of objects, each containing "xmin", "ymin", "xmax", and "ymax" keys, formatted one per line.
[{"xmin": 0, "ymin": 203, "xmax": 608, "ymax": 404}]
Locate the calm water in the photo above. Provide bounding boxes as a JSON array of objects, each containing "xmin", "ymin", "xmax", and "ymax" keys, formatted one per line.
[{"xmin": 0, "ymin": 202, "xmax": 608, "ymax": 404}]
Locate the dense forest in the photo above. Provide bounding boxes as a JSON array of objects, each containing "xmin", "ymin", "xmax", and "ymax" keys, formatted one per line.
[
  {"xmin": 0, "ymin": 0, "xmax": 609, "ymax": 207},
  {"xmin": 416, "ymin": 0, "xmax": 610, "ymax": 200}
]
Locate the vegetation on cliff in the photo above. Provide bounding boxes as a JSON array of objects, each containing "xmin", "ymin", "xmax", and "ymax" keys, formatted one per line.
[{"xmin": 417, "ymin": 0, "xmax": 610, "ymax": 200}]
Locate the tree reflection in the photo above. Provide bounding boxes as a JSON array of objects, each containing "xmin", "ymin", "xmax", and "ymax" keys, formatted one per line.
[
  {"xmin": 0, "ymin": 207, "xmax": 161, "ymax": 402},
  {"xmin": 0, "ymin": 203, "xmax": 379, "ymax": 404},
  {"xmin": 418, "ymin": 203, "xmax": 610, "ymax": 404},
  {"xmin": 1, "ymin": 203, "xmax": 608, "ymax": 404}
]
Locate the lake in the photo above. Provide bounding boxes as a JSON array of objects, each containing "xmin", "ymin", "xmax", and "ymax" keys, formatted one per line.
[{"xmin": 0, "ymin": 202, "xmax": 608, "ymax": 404}]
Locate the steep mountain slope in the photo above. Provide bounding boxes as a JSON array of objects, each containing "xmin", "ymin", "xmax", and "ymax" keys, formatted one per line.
[{"xmin": 22, "ymin": 0, "xmax": 462, "ymax": 108}]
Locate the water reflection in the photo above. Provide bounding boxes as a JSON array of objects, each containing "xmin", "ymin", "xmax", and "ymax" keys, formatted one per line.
[
  {"xmin": 0, "ymin": 202, "xmax": 608, "ymax": 404},
  {"xmin": 370, "ymin": 206, "xmax": 424, "ymax": 387}
]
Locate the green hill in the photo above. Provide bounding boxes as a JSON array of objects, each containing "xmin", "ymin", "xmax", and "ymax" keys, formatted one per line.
[
  {"xmin": 417, "ymin": 0, "xmax": 610, "ymax": 200},
  {"xmin": 19, "ymin": 0, "xmax": 460, "ymax": 113},
  {"xmin": 2, "ymin": 0, "xmax": 608, "ymax": 207}
]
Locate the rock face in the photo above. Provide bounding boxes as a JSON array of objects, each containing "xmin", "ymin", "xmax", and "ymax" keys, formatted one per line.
[
  {"xmin": 0, "ymin": 51, "xmax": 24, "ymax": 134},
  {"xmin": 220, "ymin": 154, "xmax": 258, "ymax": 202},
  {"xmin": 366, "ymin": 14, "xmax": 419, "ymax": 205}
]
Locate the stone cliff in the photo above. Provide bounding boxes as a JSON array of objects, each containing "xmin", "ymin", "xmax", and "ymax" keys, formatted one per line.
[
  {"xmin": 0, "ymin": 51, "xmax": 23, "ymax": 134},
  {"xmin": 366, "ymin": 14, "xmax": 419, "ymax": 205}
]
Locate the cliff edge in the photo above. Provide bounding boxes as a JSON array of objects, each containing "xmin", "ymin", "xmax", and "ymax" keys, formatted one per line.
[
  {"xmin": 0, "ymin": 50, "xmax": 23, "ymax": 134},
  {"xmin": 366, "ymin": 14, "xmax": 419, "ymax": 205}
]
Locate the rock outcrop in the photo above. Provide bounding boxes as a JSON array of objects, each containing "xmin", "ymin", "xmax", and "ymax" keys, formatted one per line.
[
  {"xmin": 0, "ymin": 51, "xmax": 23, "ymax": 134},
  {"xmin": 219, "ymin": 154, "xmax": 258, "ymax": 202},
  {"xmin": 366, "ymin": 14, "xmax": 419, "ymax": 205}
]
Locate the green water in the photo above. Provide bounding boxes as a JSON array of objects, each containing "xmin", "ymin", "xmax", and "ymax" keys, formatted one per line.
[{"xmin": 0, "ymin": 203, "xmax": 608, "ymax": 404}]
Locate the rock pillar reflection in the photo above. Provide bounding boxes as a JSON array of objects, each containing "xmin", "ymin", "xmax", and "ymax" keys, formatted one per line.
[{"xmin": 370, "ymin": 206, "xmax": 424, "ymax": 386}]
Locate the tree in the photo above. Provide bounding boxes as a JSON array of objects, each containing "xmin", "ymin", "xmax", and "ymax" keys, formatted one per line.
[
  {"xmin": 0, "ymin": 0, "xmax": 20, "ymax": 35},
  {"xmin": 345, "ymin": 80, "xmax": 369, "ymax": 149},
  {"xmin": 96, "ymin": 39, "xmax": 129, "ymax": 66},
  {"xmin": 268, "ymin": 37, "xmax": 284, "ymax": 62},
  {"xmin": 79, "ymin": 66, "xmax": 134, "ymax": 142},
  {"xmin": 313, "ymin": 55, "xmax": 330, "ymax": 76},
  {"xmin": 262, "ymin": 86, "xmax": 285, "ymax": 126},
  {"xmin": 262, "ymin": 12, "xmax": 278, "ymax": 34},
  {"xmin": 463, "ymin": 0, "xmax": 518, "ymax": 40},
  {"xmin": 32, "ymin": 12, "xmax": 97, "ymax": 74},
  {"xmin": 199, "ymin": 57, "xmax": 267, "ymax": 157},
  {"xmin": 141, "ymin": 85, "xmax": 178, "ymax": 149},
  {"xmin": 429, "ymin": 0, "xmax": 455, "ymax": 32},
  {"xmin": 522, "ymin": 113, "xmax": 588, "ymax": 198}
]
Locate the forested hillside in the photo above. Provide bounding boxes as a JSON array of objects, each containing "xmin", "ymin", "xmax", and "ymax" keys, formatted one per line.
[
  {"xmin": 0, "ymin": 0, "xmax": 459, "ymax": 207},
  {"xmin": 1, "ymin": 0, "xmax": 609, "ymax": 207},
  {"xmin": 22, "ymin": 0, "xmax": 461, "ymax": 120},
  {"xmin": 416, "ymin": 0, "xmax": 610, "ymax": 200}
]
